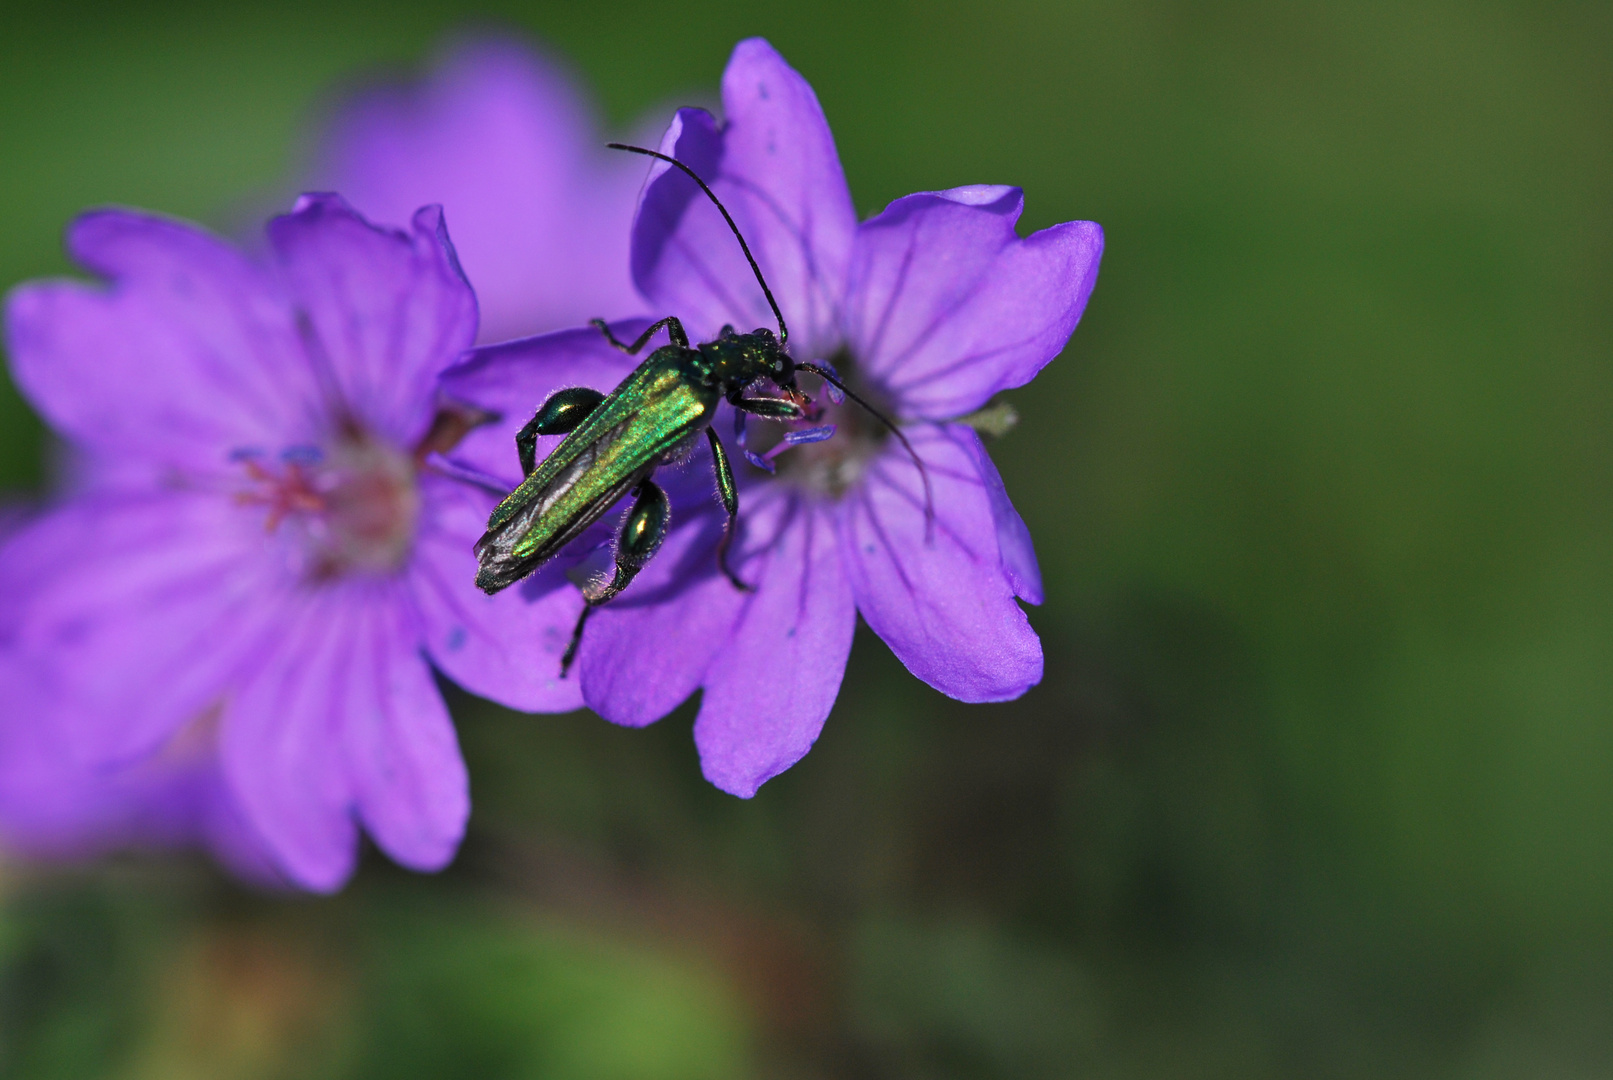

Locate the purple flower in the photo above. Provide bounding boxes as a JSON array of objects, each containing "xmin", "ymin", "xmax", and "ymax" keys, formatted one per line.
[
  {"xmin": 440, "ymin": 39, "xmax": 1103, "ymax": 797},
  {"xmin": 304, "ymin": 36, "xmax": 647, "ymax": 342},
  {"xmin": 0, "ymin": 196, "xmax": 584, "ymax": 890}
]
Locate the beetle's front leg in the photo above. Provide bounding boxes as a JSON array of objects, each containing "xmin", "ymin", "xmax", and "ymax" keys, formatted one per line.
[
  {"xmin": 517, "ymin": 387, "xmax": 606, "ymax": 475},
  {"xmin": 560, "ymin": 477, "xmax": 671, "ymax": 676},
  {"xmin": 727, "ymin": 388, "xmax": 805, "ymax": 421},
  {"xmin": 591, "ymin": 316, "xmax": 690, "ymax": 354}
]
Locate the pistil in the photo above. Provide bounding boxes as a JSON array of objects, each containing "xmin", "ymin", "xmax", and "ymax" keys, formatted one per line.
[{"xmin": 758, "ymin": 356, "xmax": 896, "ymax": 498}]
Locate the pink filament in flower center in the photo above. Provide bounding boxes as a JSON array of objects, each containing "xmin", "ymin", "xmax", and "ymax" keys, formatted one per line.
[{"xmin": 235, "ymin": 427, "xmax": 420, "ymax": 580}]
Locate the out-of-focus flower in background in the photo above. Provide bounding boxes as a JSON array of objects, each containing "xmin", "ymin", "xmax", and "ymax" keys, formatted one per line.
[
  {"xmin": 440, "ymin": 39, "xmax": 1104, "ymax": 798},
  {"xmin": 0, "ymin": 196, "xmax": 583, "ymax": 890},
  {"xmin": 0, "ymin": 666, "xmax": 285, "ymax": 885},
  {"xmin": 304, "ymin": 36, "xmax": 648, "ymax": 342},
  {"xmin": 0, "ymin": 502, "xmax": 278, "ymax": 884},
  {"xmin": 0, "ymin": 36, "xmax": 655, "ymax": 888}
]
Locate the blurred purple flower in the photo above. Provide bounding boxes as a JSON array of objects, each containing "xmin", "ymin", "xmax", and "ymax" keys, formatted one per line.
[
  {"xmin": 305, "ymin": 36, "xmax": 648, "ymax": 342},
  {"xmin": 440, "ymin": 39, "xmax": 1104, "ymax": 797},
  {"xmin": 0, "ymin": 196, "xmax": 584, "ymax": 890},
  {"xmin": 0, "ymin": 662, "xmax": 285, "ymax": 886},
  {"xmin": 0, "ymin": 504, "xmax": 274, "ymax": 880}
]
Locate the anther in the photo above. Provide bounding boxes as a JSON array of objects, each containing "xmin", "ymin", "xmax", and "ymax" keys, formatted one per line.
[
  {"xmin": 742, "ymin": 424, "xmax": 837, "ymax": 474},
  {"xmin": 814, "ymin": 361, "xmax": 847, "ymax": 404}
]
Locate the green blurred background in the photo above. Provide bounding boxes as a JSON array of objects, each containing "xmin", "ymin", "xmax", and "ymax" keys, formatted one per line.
[{"xmin": 3, "ymin": 0, "xmax": 1611, "ymax": 1075}]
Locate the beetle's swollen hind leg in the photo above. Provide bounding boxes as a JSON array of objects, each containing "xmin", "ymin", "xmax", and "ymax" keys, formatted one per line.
[
  {"xmin": 560, "ymin": 477, "xmax": 671, "ymax": 677},
  {"xmin": 590, "ymin": 316, "xmax": 690, "ymax": 354},
  {"xmin": 706, "ymin": 429, "xmax": 751, "ymax": 592},
  {"xmin": 517, "ymin": 387, "xmax": 607, "ymax": 475}
]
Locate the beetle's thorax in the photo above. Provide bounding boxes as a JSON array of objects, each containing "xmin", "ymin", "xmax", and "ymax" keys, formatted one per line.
[{"xmin": 690, "ymin": 325, "xmax": 790, "ymax": 394}]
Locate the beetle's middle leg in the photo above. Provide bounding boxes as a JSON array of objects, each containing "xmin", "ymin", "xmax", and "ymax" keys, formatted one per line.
[
  {"xmin": 591, "ymin": 316, "xmax": 690, "ymax": 354},
  {"xmin": 560, "ymin": 477, "xmax": 671, "ymax": 676},
  {"xmin": 705, "ymin": 428, "xmax": 751, "ymax": 592}
]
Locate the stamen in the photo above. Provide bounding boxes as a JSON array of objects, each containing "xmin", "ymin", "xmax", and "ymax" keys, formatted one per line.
[
  {"xmin": 814, "ymin": 360, "xmax": 847, "ymax": 404},
  {"xmin": 784, "ymin": 424, "xmax": 838, "ymax": 446},
  {"xmin": 280, "ymin": 445, "xmax": 324, "ymax": 466},
  {"xmin": 795, "ymin": 361, "xmax": 934, "ymax": 540},
  {"xmin": 232, "ymin": 429, "xmax": 420, "ymax": 576},
  {"xmin": 235, "ymin": 457, "xmax": 326, "ymax": 533},
  {"xmin": 743, "ymin": 424, "xmax": 837, "ymax": 474}
]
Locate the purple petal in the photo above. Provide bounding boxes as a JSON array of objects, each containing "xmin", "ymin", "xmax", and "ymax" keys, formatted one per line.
[
  {"xmin": 437, "ymin": 320, "xmax": 649, "ymax": 486},
  {"xmin": 308, "ymin": 37, "xmax": 646, "ymax": 341},
  {"xmin": 694, "ymin": 492, "xmax": 854, "ymax": 797},
  {"xmin": 632, "ymin": 39, "xmax": 857, "ymax": 357},
  {"xmin": 844, "ymin": 187, "xmax": 1104, "ymax": 418},
  {"xmin": 841, "ymin": 424, "xmax": 1043, "ymax": 701},
  {"xmin": 964, "ymin": 437, "xmax": 1043, "ymax": 605},
  {"xmin": 782, "ymin": 425, "xmax": 836, "ymax": 446},
  {"xmin": 197, "ymin": 774, "xmax": 291, "ymax": 887},
  {"xmin": 222, "ymin": 582, "xmax": 468, "ymax": 890},
  {"xmin": 220, "ymin": 588, "xmax": 365, "ymax": 892},
  {"xmin": 267, "ymin": 195, "xmax": 478, "ymax": 448},
  {"xmin": 335, "ymin": 589, "xmax": 469, "ymax": 874},
  {"xmin": 409, "ymin": 471, "xmax": 586, "ymax": 712},
  {"xmin": 0, "ymin": 489, "xmax": 297, "ymax": 765},
  {"xmin": 5, "ymin": 210, "xmax": 317, "ymax": 466}
]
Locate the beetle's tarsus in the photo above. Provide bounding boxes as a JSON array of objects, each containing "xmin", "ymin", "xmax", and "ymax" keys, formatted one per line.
[
  {"xmin": 560, "ymin": 603, "xmax": 593, "ymax": 678},
  {"xmin": 593, "ymin": 315, "xmax": 689, "ymax": 355},
  {"xmin": 717, "ymin": 529, "xmax": 752, "ymax": 592}
]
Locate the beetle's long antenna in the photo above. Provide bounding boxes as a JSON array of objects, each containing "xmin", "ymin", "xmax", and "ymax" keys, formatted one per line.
[
  {"xmin": 796, "ymin": 362, "xmax": 935, "ymax": 539},
  {"xmin": 608, "ymin": 142, "xmax": 789, "ymax": 349}
]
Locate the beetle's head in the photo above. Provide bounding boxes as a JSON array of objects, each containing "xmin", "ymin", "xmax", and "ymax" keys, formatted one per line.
[
  {"xmin": 748, "ymin": 327, "xmax": 792, "ymax": 380},
  {"xmin": 702, "ymin": 326, "xmax": 791, "ymax": 388}
]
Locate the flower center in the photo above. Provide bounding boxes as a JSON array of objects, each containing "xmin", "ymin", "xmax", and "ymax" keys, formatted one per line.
[
  {"xmin": 740, "ymin": 352, "xmax": 892, "ymax": 498},
  {"xmin": 234, "ymin": 423, "xmax": 421, "ymax": 580}
]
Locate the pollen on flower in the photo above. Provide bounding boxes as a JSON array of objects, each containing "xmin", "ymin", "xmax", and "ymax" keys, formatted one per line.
[
  {"xmin": 234, "ymin": 426, "xmax": 422, "ymax": 580},
  {"xmin": 234, "ymin": 456, "xmax": 326, "ymax": 531}
]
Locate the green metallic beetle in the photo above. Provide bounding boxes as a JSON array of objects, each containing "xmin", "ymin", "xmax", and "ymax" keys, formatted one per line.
[{"xmin": 473, "ymin": 145, "xmax": 927, "ymax": 674}]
